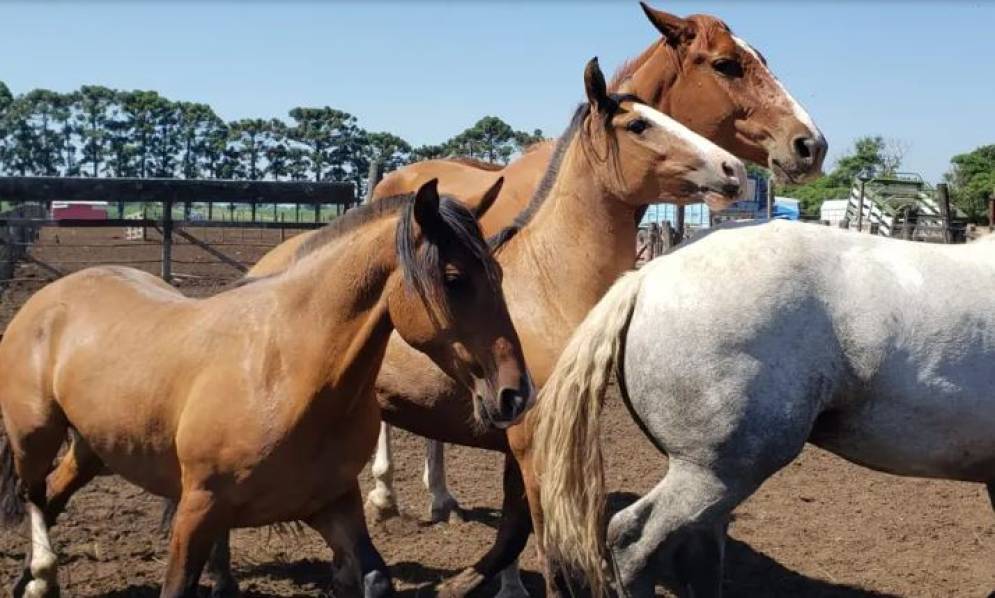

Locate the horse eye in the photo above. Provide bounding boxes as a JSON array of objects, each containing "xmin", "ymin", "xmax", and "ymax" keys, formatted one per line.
[
  {"xmin": 712, "ymin": 58, "xmax": 744, "ymax": 78},
  {"xmin": 626, "ymin": 119, "xmax": 649, "ymax": 134},
  {"xmin": 444, "ymin": 270, "xmax": 468, "ymax": 292}
]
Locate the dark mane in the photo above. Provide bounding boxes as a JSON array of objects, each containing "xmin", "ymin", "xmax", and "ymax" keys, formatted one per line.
[
  {"xmin": 447, "ymin": 157, "xmax": 505, "ymax": 172},
  {"xmin": 295, "ymin": 194, "xmax": 413, "ymax": 259},
  {"xmin": 396, "ymin": 196, "xmax": 501, "ymax": 322},
  {"xmin": 488, "ymin": 93, "xmax": 645, "ymax": 251},
  {"xmin": 291, "ymin": 191, "xmax": 499, "ymax": 323}
]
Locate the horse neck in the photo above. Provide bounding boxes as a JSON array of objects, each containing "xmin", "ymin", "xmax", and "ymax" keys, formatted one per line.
[
  {"xmin": 267, "ymin": 219, "xmax": 399, "ymax": 403},
  {"xmin": 503, "ymin": 138, "xmax": 638, "ymax": 327},
  {"xmin": 613, "ymin": 40, "xmax": 680, "ymax": 110}
]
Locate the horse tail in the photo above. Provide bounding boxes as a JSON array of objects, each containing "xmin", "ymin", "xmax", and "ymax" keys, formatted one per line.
[
  {"xmin": 532, "ymin": 267, "xmax": 646, "ymax": 595},
  {"xmin": 0, "ymin": 428, "xmax": 26, "ymax": 527}
]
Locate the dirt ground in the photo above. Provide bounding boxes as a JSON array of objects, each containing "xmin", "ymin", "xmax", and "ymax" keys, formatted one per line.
[{"xmin": 1, "ymin": 228, "xmax": 993, "ymax": 597}]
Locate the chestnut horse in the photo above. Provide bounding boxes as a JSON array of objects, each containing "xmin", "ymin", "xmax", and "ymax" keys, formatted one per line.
[
  {"xmin": 0, "ymin": 180, "xmax": 531, "ymax": 598},
  {"xmin": 370, "ymin": 1, "xmax": 829, "ymax": 536},
  {"xmin": 375, "ymin": 2, "xmax": 827, "ymax": 237},
  {"xmin": 225, "ymin": 58, "xmax": 746, "ymax": 597}
]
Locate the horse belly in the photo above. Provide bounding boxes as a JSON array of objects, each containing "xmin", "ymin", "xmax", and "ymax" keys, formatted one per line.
[
  {"xmin": 225, "ymin": 396, "xmax": 384, "ymax": 527},
  {"xmin": 811, "ymin": 391, "xmax": 995, "ymax": 482}
]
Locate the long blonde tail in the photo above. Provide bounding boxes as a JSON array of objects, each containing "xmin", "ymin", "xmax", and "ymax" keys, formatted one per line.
[{"xmin": 532, "ymin": 268, "xmax": 646, "ymax": 595}]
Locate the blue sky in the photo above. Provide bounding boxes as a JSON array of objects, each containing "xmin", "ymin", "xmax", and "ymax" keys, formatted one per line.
[{"xmin": 2, "ymin": 1, "xmax": 993, "ymax": 183}]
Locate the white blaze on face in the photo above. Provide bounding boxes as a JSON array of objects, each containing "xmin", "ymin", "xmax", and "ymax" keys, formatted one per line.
[
  {"xmin": 732, "ymin": 35, "xmax": 825, "ymax": 142},
  {"xmin": 632, "ymin": 103, "xmax": 747, "ymax": 199}
]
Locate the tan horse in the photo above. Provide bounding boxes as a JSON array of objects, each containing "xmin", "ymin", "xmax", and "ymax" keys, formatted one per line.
[
  {"xmin": 201, "ymin": 58, "xmax": 742, "ymax": 597},
  {"xmin": 302, "ymin": 1, "xmax": 830, "ymax": 542},
  {"xmin": 375, "ymin": 2, "xmax": 827, "ymax": 236},
  {"xmin": 0, "ymin": 180, "xmax": 531, "ymax": 598}
]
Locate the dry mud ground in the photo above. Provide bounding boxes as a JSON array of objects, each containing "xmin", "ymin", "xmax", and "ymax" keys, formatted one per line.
[{"xmin": 1, "ymin": 228, "xmax": 993, "ymax": 597}]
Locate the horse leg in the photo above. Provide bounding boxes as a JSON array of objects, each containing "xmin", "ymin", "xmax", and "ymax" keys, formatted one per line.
[
  {"xmin": 13, "ymin": 431, "xmax": 107, "ymax": 596},
  {"xmin": 607, "ymin": 459, "xmax": 742, "ymax": 598},
  {"xmin": 44, "ymin": 430, "xmax": 105, "ymax": 526},
  {"xmin": 439, "ymin": 453, "xmax": 532, "ymax": 598},
  {"xmin": 4, "ymin": 400, "xmax": 69, "ymax": 598},
  {"xmin": 424, "ymin": 439, "xmax": 463, "ymax": 523},
  {"xmin": 204, "ymin": 532, "xmax": 238, "ymax": 598},
  {"xmin": 365, "ymin": 422, "xmax": 400, "ymax": 521},
  {"xmin": 160, "ymin": 489, "xmax": 228, "ymax": 598},
  {"xmin": 987, "ymin": 482, "xmax": 994, "ymax": 513},
  {"xmin": 307, "ymin": 481, "xmax": 394, "ymax": 598}
]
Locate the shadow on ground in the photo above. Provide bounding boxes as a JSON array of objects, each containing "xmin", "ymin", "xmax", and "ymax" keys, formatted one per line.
[{"xmin": 608, "ymin": 492, "xmax": 898, "ymax": 598}]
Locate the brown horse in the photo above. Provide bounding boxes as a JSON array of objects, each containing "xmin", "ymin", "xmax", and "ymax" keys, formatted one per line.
[
  {"xmin": 375, "ymin": 2, "xmax": 827, "ymax": 236},
  {"xmin": 190, "ymin": 58, "xmax": 744, "ymax": 597},
  {"xmin": 299, "ymin": 1, "xmax": 830, "ymax": 541},
  {"xmin": 0, "ymin": 180, "xmax": 531, "ymax": 598}
]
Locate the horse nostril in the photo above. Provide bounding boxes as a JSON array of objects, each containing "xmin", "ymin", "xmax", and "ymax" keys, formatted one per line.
[
  {"xmin": 498, "ymin": 387, "xmax": 527, "ymax": 421},
  {"xmin": 722, "ymin": 182, "xmax": 741, "ymax": 197},
  {"xmin": 793, "ymin": 136, "xmax": 815, "ymax": 161},
  {"xmin": 721, "ymin": 161, "xmax": 736, "ymax": 178}
]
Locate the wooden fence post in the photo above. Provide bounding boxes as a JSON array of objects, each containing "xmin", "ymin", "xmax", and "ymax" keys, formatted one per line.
[
  {"xmin": 161, "ymin": 198, "xmax": 173, "ymax": 282},
  {"xmin": 365, "ymin": 159, "xmax": 384, "ymax": 205},
  {"xmin": 766, "ymin": 178, "xmax": 775, "ymax": 220},
  {"xmin": 936, "ymin": 183, "xmax": 952, "ymax": 244},
  {"xmin": 674, "ymin": 205, "xmax": 685, "ymax": 244},
  {"xmin": 988, "ymin": 193, "xmax": 994, "ymax": 232}
]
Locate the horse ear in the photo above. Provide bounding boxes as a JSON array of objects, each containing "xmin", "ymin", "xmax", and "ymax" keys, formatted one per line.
[
  {"xmin": 413, "ymin": 178, "xmax": 442, "ymax": 234},
  {"xmin": 474, "ymin": 177, "xmax": 504, "ymax": 220},
  {"xmin": 640, "ymin": 2, "xmax": 694, "ymax": 45},
  {"xmin": 584, "ymin": 57, "xmax": 615, "ymax": 115}
]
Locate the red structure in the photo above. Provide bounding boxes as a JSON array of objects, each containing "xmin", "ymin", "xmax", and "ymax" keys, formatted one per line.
[{"xmin": 51, "ymin": 201, "xmax": 108, "ymax": 220}]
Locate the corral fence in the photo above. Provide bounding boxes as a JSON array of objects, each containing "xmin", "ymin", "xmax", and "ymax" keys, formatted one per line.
[
  {"xmin": 0, "ymin": 176, "xmax": 357, "ymax": 285},
  {"xmin": 0, "ymin": 203, "xmax": 47, "ymax": 282}
]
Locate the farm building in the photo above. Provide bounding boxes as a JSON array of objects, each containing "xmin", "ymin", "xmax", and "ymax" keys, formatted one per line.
[
  {"xmin": 641, "ymin": 173, "xmax": 800, "ymax": 228},
  {"xmin": 820, "ymin": 199, "xmax": 850, "ymax": 226},
  {"xmin": 51, "ymin": 200, "xmax": 109, "ymax": 220}
]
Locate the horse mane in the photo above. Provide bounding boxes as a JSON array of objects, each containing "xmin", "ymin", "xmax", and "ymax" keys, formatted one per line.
[
  {"xmin": 609, "ymin": 39, "xmax": 665, "ymax": 92},
  {"xmin": 488, "ymin": 93, "xmax": 644, "ymax": 251},
  {"xmin": 447, "ymin": 157, "xmax": 505, "ymax": 172},
  {"xmin": 295, "ymin": 195, "xmax": 413, "ymax": 259},
  {"xmin": 291, "ymin": 191, "xmax": 499, "ymax": 320}
]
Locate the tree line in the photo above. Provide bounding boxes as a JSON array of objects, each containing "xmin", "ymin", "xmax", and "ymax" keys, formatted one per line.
[
  {"xmin": 780, "ymin": 135, "xmax": 994, "ymax": 222},
  {"xmin": 0, "ymin": 82, "xmax": 545, "ymax": 197}
]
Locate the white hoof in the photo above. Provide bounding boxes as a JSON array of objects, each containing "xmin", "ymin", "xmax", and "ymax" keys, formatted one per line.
[
  {"xmin": 24, "ymin": 578, "xmax": 58, "ymax": 598},
  {"xmin": 365, "ymin": 489, "xmax": 400, "ymax": 522}
]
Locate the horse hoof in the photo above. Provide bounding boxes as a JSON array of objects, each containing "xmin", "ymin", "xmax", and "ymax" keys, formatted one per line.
[
  {"xmin": 437, "ymin": 568, "xmax": 484, "ymax": 598},
  {"xmin": 366, "ymin": 500, "xmax": 400, "ymax": 523},
  {"xmin": 211, "ymin": 579, "xmax": 239, "ymax": 598},
  {"xmin": 428, "ymin": 497, "xmax": 464, "ymax": 524},
  {"xmin": 23, "ymin": 579, "xmax": 59, "ymax": 598},
  {"xmin": 363, "ymin": 570, "xmax": 394, "ymax": 598}
]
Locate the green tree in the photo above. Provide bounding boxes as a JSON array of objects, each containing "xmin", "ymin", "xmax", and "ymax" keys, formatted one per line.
[
  {"xmin": 445, "ymin": 116, "xmax": 516, "ymax": 163},
  {"xmin": 19, "ymin": 90, "xmax": 64, "ymax": 176},
  {"xmin": 514, "ymin": 128, "xmax": 545, "ymax": 153},
  {"xmin": 150, "ymin": 97, "xmax": 181, "ymax": 177},
  {"xmin": 780, "ymin": 135, "xmax": 907, "ymax": 216},
  {"xmin": 54, "ymin": 91, "xmax": 79, "ymax": 176},
  {"xmin": 230, "ymin": 118, "xmax": 271, "ymax": 180},
  {"xmin": 410, "ymin": 144, "xmax": 447, "ymax": 162},
  {"xmin": 288, "ymin": 107, "xmax": 361, "ymax": 182},
  {"xmin": 75, "ymin": 85, "xmax": 115, "ymax": 177},
  {"xmin": 176, "ymin": 102, "xmax": 221, "ymax": 179},
  {"xmin": 263, "ymin": 120, "xmax": 292, "ymax": 180},
  {"xmin": 945, "ymin": 145, "xmax": 995, "ymax": 222},
  {"xmin": 0, "ymin": 81, "xmax": 13, "ymax": 174}
]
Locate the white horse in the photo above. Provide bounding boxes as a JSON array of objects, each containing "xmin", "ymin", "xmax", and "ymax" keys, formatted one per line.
[{"xmin": 533, "ymin": 220, "xmax": 995, "ymax": 597}]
